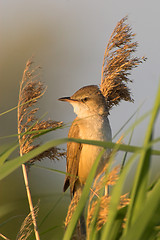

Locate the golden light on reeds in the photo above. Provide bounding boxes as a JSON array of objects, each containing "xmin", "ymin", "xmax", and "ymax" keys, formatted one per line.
[
  {"xmin": 87, "ymin": 165, "xmax": 130, "ymax": 234},
  {"xmin": 17, "ymin": 58, "xmax": 65, "ymax": 240},
  {"xmin": 16, "ymin": 202, "xmax": 39, "ymax": 240},
  {"xmin": 17, "ymin": 58, "xmax": 65, "ymax": 167},
  {"xmin": 100, "ymin": 16, "xmax": 146, "ymax": 110}
]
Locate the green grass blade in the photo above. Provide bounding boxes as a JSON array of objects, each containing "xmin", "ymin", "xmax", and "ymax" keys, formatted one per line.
[
  {"xmin": 39, "ymin": 225, "xmax": 63, "ymax": 237},
  {"xmin": 121, "ymin": 121, "xmax": 135, "ymax": 171},
  {"xmin": 33, "ymin": 164, "xmax": 66, "ymax": 176},
  {"xmin": 100, "ymin": 151, "xmax": 139, "ymax": 240},
  {"xmin": 1, "ymin": 137, "xmax": 160, "ymax": 181},
  {"xmin": 0, "ymin": 215, "xmax": 23, "ymax": 227},
  {"xmin": 120, "ymin": 108, "xmax": 140, "ymax": 172},
  {"xmin": 121, "ymin": 178, "xmax": 160, "ymax": 240},
  {"xmin": 0, "ymin": 92, "xmax": 46, "ymax": 117},
  {"xmin": 124, "ymin": 82, "xmax": 160, "ymax": 232},
  {"xmin": 39, "ymin": 193, "xmax": 66, "ymax": 229},
  {"xmin": 0, "ymin": 138, "xmax": 68, "ymax": 180},
  {"xmin": 88, "ymin": 149, "xmax": 117, "ymax": 240},
  {"xmin": 0, "ymin": 143, "xmax": 19, "ymax": 166},
  {"xmin": 113, "ymin": 102, "xmax": 146, "ymax": 139},
  {"xmin": 68, "ymin": 138, "xmax": 160, "ymax": 156},
  {"xmin": 0, "ymin": 124, "xmax": 64, "ymax": 140},
  {"xmin": 108, "ymin": 206, "xmax": 128, "ymax": 240},
  {"xmin": 123, "ymin": 110, "xmax": 151, "ymax": 138}
]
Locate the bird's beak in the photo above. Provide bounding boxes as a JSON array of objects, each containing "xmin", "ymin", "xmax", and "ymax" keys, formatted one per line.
[
  {"xmin": 58, "ymin": 97, "xmax": 71, "ymax": 102},
  {"xmin": 58, "ymin": 97, "xmax": 78, "ymax": 102}
]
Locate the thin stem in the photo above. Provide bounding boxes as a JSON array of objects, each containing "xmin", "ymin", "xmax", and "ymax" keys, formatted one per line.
[
  {"xmin": 0, "ymin": 233, "xmax": 10, "ymax": 240},
  {"xmin": 21, "ymin": 164, "xmax": 40, "ymax": 240},
  {"xmin": 17, "ymin": 60, "xmax": 40, "ymax": 240}
]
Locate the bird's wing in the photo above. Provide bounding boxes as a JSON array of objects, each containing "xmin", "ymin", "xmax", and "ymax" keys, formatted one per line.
[{"xmin": 63, "ymin": 117, "xmax": 82, "ymax": 195}]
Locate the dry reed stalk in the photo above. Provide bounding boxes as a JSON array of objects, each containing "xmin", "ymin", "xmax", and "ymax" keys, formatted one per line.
[
  {"xmin": 21, "ymin": 165, "xmax": 40, "ymax": 240},
  {"xmin": 17, "ymin": 58, "xmax": 65, "ymax": 240},
  {"xmin": 0, "ymin": 233, "xmax": 10, "ymax": 240},
  {"xmin": 100, "ymin": 16, "xmax": 146, "ymax": 110}
]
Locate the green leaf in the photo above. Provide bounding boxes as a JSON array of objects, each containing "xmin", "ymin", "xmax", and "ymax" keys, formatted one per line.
[
  {"xmin": 100, "ymin": 151, "xmax": 139, "ymax": 240},
  {"xmin": 0, "ymin": 137, "xmax": 160, "ymax": 181},
  {"xmin": 0, "ymin": 143, "xmax": 19, "ymax": 167},
  {"xmin": 39, "ymin": 193, "xmax": 66, "ymax": 229},
  {"xmin": 113, "ymin": 102, "xmax": 147, "ymax": 139},
  {"xmin": 0, "ymin": 94, "xmax": 46, "ymax": 117},
  {"xmin": 33, "ymin": 164, "xmax": 66, "ymax": 176},
  {"xmin": 88, "ymin": 149, "xmax": 117, "ymax": 240},
  {"xmin": 0, "ymin": 138, "xmax": 68, "ymax": 180},
  {"xmin": 121, "ymin": 178, "xmax": 160, "ymax": 240},
  {"xmin": 124, "ymin": 82, "xmax": 160, "ymax": 232}
]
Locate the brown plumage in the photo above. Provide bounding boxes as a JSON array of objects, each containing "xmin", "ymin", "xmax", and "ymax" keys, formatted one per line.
[
  {"xmin": 60, "ymin": 85, "xmax": 111, "ymax": 197},
  {"xmin": 63, "ymin": 117, "xmax": 82, "ymax": 195}
]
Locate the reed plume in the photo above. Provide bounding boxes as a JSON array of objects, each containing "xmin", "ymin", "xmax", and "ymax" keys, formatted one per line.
[
  {"xmin": 16, "ymin": 202, "xmax": 39, "ymax": 240},
  {"xmin": 100, "ymin": 16, "xmax": 146, "ymax": 110},
  {"xmin": 17, "ymin": 58, "xmax": 64, "ymax": 168},
  {"xmin": 17, "ymin": 58, "xmax": 65, "ymax": 240},
  {"xmin": 86, "ymin": 164, "xmax": 130, "ymax": 237},
  {"xmin": 85, "ymin": 16, "xmax": 142, "ymax": 237}
]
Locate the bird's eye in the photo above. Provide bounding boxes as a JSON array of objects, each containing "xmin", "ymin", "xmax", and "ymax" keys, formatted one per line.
[{"xmin": 82, "ymin": 97, "xmax": 88, "ymax": 102}]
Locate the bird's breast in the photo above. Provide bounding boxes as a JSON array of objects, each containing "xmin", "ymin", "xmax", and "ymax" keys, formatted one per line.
[{"xmin": 78, "ymin": 115, "xmax": 112, "ymax": 184}]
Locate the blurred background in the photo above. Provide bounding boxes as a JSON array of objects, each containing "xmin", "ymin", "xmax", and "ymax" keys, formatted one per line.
[{"xmin": 1, "ymin": 0, "xmax": 160, "ymax": 239}]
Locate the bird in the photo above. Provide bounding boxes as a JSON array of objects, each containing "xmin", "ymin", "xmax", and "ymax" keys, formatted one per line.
[{"xmin": 59, "ymin": 85, "xmax": 112, "ymax": 235}]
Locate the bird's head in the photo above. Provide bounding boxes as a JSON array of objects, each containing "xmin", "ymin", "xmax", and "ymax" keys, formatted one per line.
[{"xmin": 59, "ymin": 85, "xmax": 108, "ymax": 118}]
